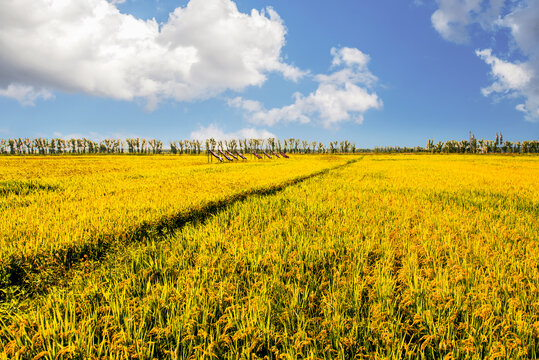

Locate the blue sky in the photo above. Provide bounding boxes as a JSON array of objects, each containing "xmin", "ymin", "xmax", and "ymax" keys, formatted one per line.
[{"xmin": 0, "ymin": 0, "xmax": 538, "ymax": 147}]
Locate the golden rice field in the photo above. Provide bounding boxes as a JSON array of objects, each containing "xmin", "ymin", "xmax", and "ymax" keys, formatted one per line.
[
  {"xmin": 0, "ymin": 154, "xmax": 350, "ymax": 294},
  {"xmin": 1, "ymin": 154, "xmax": 538, "ymax": 359}
]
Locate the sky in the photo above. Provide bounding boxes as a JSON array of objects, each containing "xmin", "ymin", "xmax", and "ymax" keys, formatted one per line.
[{"xmin": 0, "ymin": 0, "xmax": 538, "ymax": 148}]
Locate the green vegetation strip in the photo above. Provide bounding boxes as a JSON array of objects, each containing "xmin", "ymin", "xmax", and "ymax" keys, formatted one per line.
[{"xmin": 0, "ymin": 180, "xmax": 59, "ymax": 197}]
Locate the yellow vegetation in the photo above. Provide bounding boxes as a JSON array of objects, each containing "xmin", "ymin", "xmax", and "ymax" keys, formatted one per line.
[
  {"xmin": 1, "ymin": 154, "xmax": 538, "ymax": 359},
  {"xmin": 0, "ymin": 154, "xmax": 351, "ymax": 273}
]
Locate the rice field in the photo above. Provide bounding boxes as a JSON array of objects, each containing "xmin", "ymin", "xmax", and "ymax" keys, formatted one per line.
[
  {"xmin": 1, "ymin": 154, "xmax": 538, "ymax": 359},
  {"xmin": 0, "ymin": 154, "xmax": 352, "ymax": 295}
]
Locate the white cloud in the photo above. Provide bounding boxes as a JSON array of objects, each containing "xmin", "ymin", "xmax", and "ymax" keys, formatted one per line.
[
  {"xmin": 227, "ymin": 97, "xmax": 264, "ymax": 113},
  {"xmin": 477, "ymin": 48, "xmax": 539, "ymax": 121},
  {"xmin": 0, "ymin": 0, "xmax": 304, "ymax": 108},
  {"xmin": 190, "ymin": 124, "xmax": 276, "ymax": 141},
  {"xmin": 229, "ymin": 47, "xmax": 383, "ymax": 129},
  {"xmin": 0, "ymin": 84, "xmax": 54, "ymax": 106},
  {"xmin": 477, "ymin": 49, "xmax": 532, "ymax": 93},
  {"xmin": 429, "ymin": 0, "xmax": 539, "ymax": 122},
  {"xmin": 430, "ymin": 0, "xmax": 505, "ymax": 43},
  {"xmin": 331, "ymin": 47, "xmax": 370, "ymax": 68},
  {"xmin": 431, "ymin": 0, "xmax": 482, "ymax": 43},
  {"xmin": 500, "ymin": 0, "xmax": 539, "ymax": 56},
  {"xmin": 477, "ymin": 0, "xmax": 539, "ymax": 122}
]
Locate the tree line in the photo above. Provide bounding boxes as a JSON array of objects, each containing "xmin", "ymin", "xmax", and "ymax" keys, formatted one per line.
[
  {"xmin": 372, "ymin": 132, "xmax": 538, "ymax": 154},
  {"xmin": 0, "ymin": 138, "xmax": 164, "ymax": 155},
  {"xmin": 179, "ymin": 138, "xmax": 361, "ymax": 154},
  {"xmin": 422, "ymin": 132, "xmax": 539, "ymax": 154},
  {"xmin": 0, "ymin": 137, "xmax": 361, "ymax": 155},
  {"xmin": 0, "ymin": 133, "xmax": 537, "ymax": 155}
]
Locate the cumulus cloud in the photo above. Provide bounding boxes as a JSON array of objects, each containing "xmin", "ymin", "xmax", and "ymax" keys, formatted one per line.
[
  {"xmin": 0, "ymin": 0, "xmax": 304, "ymax": 108},
  {"xmin": 190, "ymin": 124, "xmax": 276, "ymax": 141},
  {"xmin": 431, "ymin": 0, "xmax": 481, "ymax": 43},
  {"xmin": 430, "ymin": 0, "xmax": 505, "ymax": 43},
  {"xmin": 429, "ymin": 0, "xmax": 539, "ymax": 121},
  {"xmin": 476, "ymin": 49, "xmax": 532, "ymax": 95},
  {"xmin": 478, "ymin": 0, "xmax": 539, "ymax": 121},
  {"xmin": 500, "ymin": 1, "xmax": 539, "ymax": 55},
  {"xmin": 0, "ymin": 84, "xmax": 54, "ymax": 106},
  {"xmin": 229, "ymin": 47, "xmax": 383, "ymax": 129}
]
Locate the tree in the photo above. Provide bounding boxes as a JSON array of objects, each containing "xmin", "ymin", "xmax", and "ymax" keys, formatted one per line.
[
  {"xmin": 248, "ymin": 139, "xmax": 257, "ymax": 152},
  {"xmin": 240, "ymin": 139, "xmax": 248, "ymax": 152},
  {"xmin": 228, "ymin": 139, "xmax": 238, "ymax": 152},
  {"xmin": 0, "ymin": 139, "xmax": 8, "ymax": 154},
  {"xmin": 22, "ymin": 138, "xmax": 31, "ymax": 154},
  {"xmin": 340, "ymin": 140, "xmax": 351, "ymax": 153},
  {"xmin": 301, "ymin": 140, "xmax": 308, "ymax": 153},
  {"xmin": 469, "ymin": 132, "xmax": 477, "ymax": 153},
  {"xmin": 477, "ymin": 139, "xmax": 484, "ymax": 154},
  {"xmin": 15, "ymin": 138, "xmax": 23, "ymax": 154},
  {"xmin": 87, "ymin": 140, "xmax": 96, "ymax": 154},
  {"xmin": 459, "ymin": 140, "xmax": 469, "ymax": 153},
  {"xmin": 426, "ymin": 139, "xmax": 434, "ymax": 153},
  {"xmin": 148, "ymin": 139, "xmax": 162, "ymax": 154},
  {"xmin": 515, "ymin": 141, "xmax": 522, "ymax": 154},
  {"xmin": 149, "ymin": 139, "xmax": 157, "ymax": 153},
  {"xmin": 49, "ymin": 138, "xmax": 57, "ymax": 154},
  {"xmin": 267, "ymin": 138, "xmax": 276, "ymax": 152},
  {"xmin": 8, "ymin": 139, "xmax": 16, "ymax": 154},
  {"xmin": 141, "ymin": 139, "xmax": 148, "ymax": 153},
  {"xmin": 294, "ymin": 139, "xmax": 300, "ymax": 153},
  {"xmin": 126, "ymin": 139, "xmax": 135, "ymax": 153},
  {"xmin": 209, "ymin": 138, "xmax": 217, "ymax": 152}
]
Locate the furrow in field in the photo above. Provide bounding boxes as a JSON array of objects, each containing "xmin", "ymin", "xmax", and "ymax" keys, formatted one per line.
[
  {"xmin": 2, "ymin": 155, "xmax": 538, "ymax": 359},
  {"xmin": 0, "ymin": 156, "xmax": 361, "ymax": 298}
]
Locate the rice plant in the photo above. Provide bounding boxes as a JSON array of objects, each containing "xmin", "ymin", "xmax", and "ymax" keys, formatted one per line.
[{"xmin": 1, "ymin": 154, "xmax": 538, "ymax": 359}]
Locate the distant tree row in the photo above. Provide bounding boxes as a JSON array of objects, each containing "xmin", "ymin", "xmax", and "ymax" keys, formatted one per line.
[
  {"xmin": 1, "ymin": 133, "xmax": 537, "ymax": 155},
  {"xmin": 373, "ymin": 133, "xmax": 538, "ymax": 154},
  {"xmin": 191, "ymin": 138, "xmax": 360, "ymax": 154},
  {"xmin": 423, "ymin": 132, "xmax": 539, "ymax": 154},
  {"xmin": 0, "ymin": 138, "xmax": 163, "ymax": 155},
  {"xmin": 0, "ymin": 137, "xmax": 361, "ymax": 155}
]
